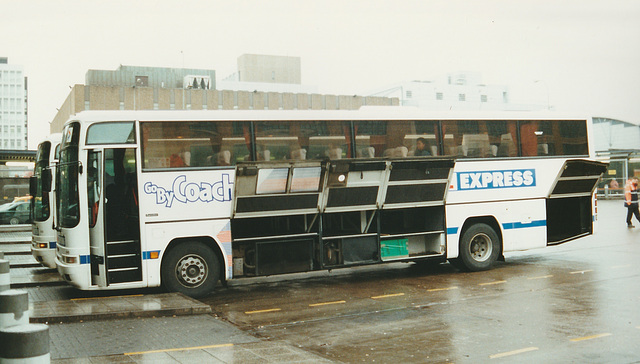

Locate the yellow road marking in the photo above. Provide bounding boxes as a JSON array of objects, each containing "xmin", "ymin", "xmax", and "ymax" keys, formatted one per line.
[
  {"xmin": 427, "ymin": 286, "xmax": 459, "ymax": 292},
  {"xmin": 126, "ymin": 343, "xmax": 233, "ymax": 355},
  {"xmin": 570, "ymin": 333, "xmax": 612, "ymax": 342},
  {"xmin": 479, "ymin": 280, "xmax": 506, "ymax": 286},
  {"xmin": 570, "ymin": 270, "xmax": 593, "ymax": 274},
  {"xmin": 309, "ymin": 300, "xmax": 346, "ymax": 307},
  {"xmin": 71, "ymin": 294, "xmax": 144, "ymax": 301},
  {"xmin": 489, "ymin": 346, "xmax": 538, "ymax": 359},
  {"xmin": 527, "ymin": 275, "xmax": 553, "ymax": 280},
  {"xmin": 244, "ymin": 308, "xmax": 282, "ymax": 315},
  {"xmin": 371, "ymin": 293, "xmax": 405, "ymax": 299}
]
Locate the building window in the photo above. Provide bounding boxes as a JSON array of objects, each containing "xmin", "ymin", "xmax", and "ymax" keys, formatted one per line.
[
  {"xmin": 458, "ymin": 94, "xmax": 466, "ymax": 102},
  {"xmin": 436, "ymin": 92, "xmax": 443, "ymax": 100},
  {"xmin": 135, "ymin": 76, "xmax": 149, "ymax": 87},
  {"xmin": 406, "ymin": 90, "xmax": 412, "ymax": 99},
  {"xmin": 481, "ymin": 95, "xmax": 488, "ymax": 102}
]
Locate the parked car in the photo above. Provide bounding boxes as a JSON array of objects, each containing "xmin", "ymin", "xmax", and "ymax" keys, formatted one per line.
[{"xmin": 0, "ymin": 198, "xmax": 32, "ymax": 225}]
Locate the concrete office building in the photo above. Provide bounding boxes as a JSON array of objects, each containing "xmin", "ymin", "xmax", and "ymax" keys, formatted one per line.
[
  {"xmin": 0, "ymin": 58, "xmax": 28, "ymax": 150},
  {"xmin": 50, "ymin": 55, "xmax": 397, "ymax": 132},
  {"xmin": 237, "ymin": 54, "xmax": 301, "ymax": 84},
  {"xmin": 218, "ymin": 54, "xmax": 317, "ymax": 94}
]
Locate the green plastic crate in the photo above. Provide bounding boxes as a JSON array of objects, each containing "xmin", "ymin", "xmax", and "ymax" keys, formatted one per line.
[{"xmin": 381, "ymin": 238, "xmax": 409, "ymax": 260}]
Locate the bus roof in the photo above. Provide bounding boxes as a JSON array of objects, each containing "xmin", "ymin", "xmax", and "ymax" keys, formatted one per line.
[{"xmin": 65, "ymin": 108, "xmax": 590, "ymax": 126}]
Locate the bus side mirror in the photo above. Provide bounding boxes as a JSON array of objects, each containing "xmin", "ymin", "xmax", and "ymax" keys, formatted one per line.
[
  {"xmin": 29, "ymin": 176, "xmax": 37, "ymax": 197},
  {"xmin": 42, "ymin": 169, "xmax": 52, "ymax": 193}
]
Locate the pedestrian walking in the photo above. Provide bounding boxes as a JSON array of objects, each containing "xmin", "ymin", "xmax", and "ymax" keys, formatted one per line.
[{"xmin": 624, "ymin": 176, "xmax": 640, "ymax": 228}]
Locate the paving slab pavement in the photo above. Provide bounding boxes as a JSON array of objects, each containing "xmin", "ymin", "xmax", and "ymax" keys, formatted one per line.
[
  {"xmin": 47, "ymin": 315, "xmax": 332, "ymax": 363},
  {"xmin": 30, "ymin": 292, "xmax": 212, "ymax": 324},
  {"xmin": 0, "ymin": 225, "xmax": 31, "ymax": 243}
]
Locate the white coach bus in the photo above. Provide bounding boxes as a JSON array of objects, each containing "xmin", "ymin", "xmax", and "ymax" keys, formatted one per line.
[
  {"xmin": 55, "ymin": 109, "xmax": 606, "ymax": 297},
  {"xmin": 30, "ymin": 133, "xmax": 62, "ymax": 268}
]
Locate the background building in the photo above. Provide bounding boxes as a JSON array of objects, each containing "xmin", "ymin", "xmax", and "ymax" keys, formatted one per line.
[
  {"xmin": 219, "ymin": 54, "xmax": 317, "ymax": 94},
  {"xmin": 85, "ymin": 65, "xmax": 216, "ymax": 90},
  {"xmin": 50, "ymin": 55, "xmax": 398, "ymax": 132},
  {"xmin": 0, "ymin": 57, "xmax": 28, "ymax": 150},
  {"xmin": 368, "ymin": 72, "xmax": 546, "ymax": 111},
  {"xmin": 592, "ymin": 117, "xmax": 640, "ymax": 194},
  {"xmin": 237, "ymin": 54, "xmax": 301, "ymax": 84}
]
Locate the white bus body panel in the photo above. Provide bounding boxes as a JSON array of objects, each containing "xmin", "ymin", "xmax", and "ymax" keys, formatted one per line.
[
  {"xmin": 445, "ymin": 158, "xmax": 568, "ymax": 259},
  {"xmin": 56, "ymin": 223, "xmax": 92, "ymax": 289},
  {"xmin": 138, "ymin": 169, "xmax": 236, "ymax": 282},
  {"xmin": 445, "ymin": 199, "xmax": 547, "ymax": 259},
  {"xmin": 31, "ymin": 224, "xmax": 57, "ymax": 268}
]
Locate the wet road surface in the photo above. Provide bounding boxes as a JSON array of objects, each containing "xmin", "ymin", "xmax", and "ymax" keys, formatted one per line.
[
  {"xmin": 12, "ymin": 200, "xmax": 640, "ymax": 362},
  {"xmin": 201, "ymin": 200, "xmax": 640, "ymax": 362}
]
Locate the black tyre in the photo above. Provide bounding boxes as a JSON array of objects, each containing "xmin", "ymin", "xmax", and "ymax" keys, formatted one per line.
[
  {"xmin": 161, "ymin": 241, "xmax": 220, "ymax": 298},
  {"xmin": 452, "ymin": 223, "xmax": 500, "ymax": 271}
]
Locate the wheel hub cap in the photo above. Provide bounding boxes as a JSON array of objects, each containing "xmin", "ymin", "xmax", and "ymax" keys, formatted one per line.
[
  {"xmin": 177, "ymin": 255, "xmax": 208, "ymax": 287},
  {"xmin": 469, "ymin": 233, "xmax": 492, "ymax": 262}
]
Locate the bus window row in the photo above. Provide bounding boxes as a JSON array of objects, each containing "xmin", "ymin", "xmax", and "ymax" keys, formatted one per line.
[{"xmin": 136, "ymin": 119, "xmax": 589, "ymax": 169}]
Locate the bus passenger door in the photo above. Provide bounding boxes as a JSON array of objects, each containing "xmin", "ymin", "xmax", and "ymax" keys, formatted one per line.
[
  {"xmin": 103, "ymin": 148, "xmax": 142, "ymax": 285},
  {"xmin": 88, "ymin": 150, "xmax": 107, "ymax": 287},
  {"xmin": 89, "ymin": 148, "xmax": 142, "ymax": 287}
]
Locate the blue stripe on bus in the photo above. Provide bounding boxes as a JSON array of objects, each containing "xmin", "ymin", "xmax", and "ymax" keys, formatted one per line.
[
  {"xmin": 447, "ymin": 220, "xmax": 546, "ymax": 235},
  {"xmin": 79, "ymin": 251, "xmax": 160, "ymax": 264},
  {"xmin": 502, "ymin": 220, "xmax": 546, "ymax": 230}
]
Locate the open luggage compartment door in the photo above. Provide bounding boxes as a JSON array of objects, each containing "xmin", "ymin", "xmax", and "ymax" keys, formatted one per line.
[{"xmin": 546, "ymin": 159, "xmax": 608, "ymax": 245}]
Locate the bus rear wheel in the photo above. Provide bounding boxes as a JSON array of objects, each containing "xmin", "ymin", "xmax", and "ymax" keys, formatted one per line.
[
  {"xmin": 161, "ymin": 241, "xmax": 220, "ymax": 298},
  {"xmin": 452, "ymin": 223, "xmax": 500, "ymax": 271}
]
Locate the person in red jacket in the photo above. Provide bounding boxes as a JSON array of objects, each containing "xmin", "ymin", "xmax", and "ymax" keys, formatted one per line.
[{"xmin": 624, "ymin": 176, "xmax": 639, "ymax": 228}]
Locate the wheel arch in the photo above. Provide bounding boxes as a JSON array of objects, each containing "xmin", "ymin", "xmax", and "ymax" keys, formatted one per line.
[
  {"xmin": 459, "ymin": 215, "xmax": 504, "ymax": 260},
  {"xmin": 163, "ymin": 235, "xmax": 226, "ymax": 284}
]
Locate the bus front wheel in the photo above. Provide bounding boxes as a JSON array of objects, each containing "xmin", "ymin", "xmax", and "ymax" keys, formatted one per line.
[
  {"xmin": 452, "ymin": 223, "xmax": 500, "ymax": 271},
  {"xmin": 161, "ymin": 241, "xmax": 220, "ymax": 298}
]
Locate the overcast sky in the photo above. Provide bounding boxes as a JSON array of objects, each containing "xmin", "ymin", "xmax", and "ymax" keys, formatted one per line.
[{"xmin": 2, "ymin": 0, "xmax": 639, "ymax": 149}]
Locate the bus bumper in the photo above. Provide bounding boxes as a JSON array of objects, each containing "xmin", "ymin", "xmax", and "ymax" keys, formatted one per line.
[
  {"xmin": 31, "ymin": 238, "xmax": 57, "ymax": 269},
  {"xmin": 55, "ymin": 249, "xmax": 91, "ymax": 290}
]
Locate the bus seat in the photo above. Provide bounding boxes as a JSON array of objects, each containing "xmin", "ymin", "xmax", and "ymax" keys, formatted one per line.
[
  {"xmin": 537, "ymin": 144, "xmax": 549, "ymax": 155},
  {"xmin": 358, "ymin": 147, "xmax": 375, "ymax": 158},
  {"xmin": 395, "ymin": 146, "xmax": 408, "ymax": 157},
  {"xmin": 290, "ymin": 148, "xmax": 307, "ymax": 160},
  {"xmin": 182, "ymin": 151, "xmax": 191, "ymax": 166},
  {"xmin": 497, "ymin": 133, "xmax": 516, "ymax": 157},
  {"xmin": 384, "ymin": 146, "xmax": 408, "ymax": 158},
  {"xmin": 462, "ymin": 134, "xmax": 489, "ymax": 157},
  {"xmin": 327, "ymin": 147, "xmax": 342, "ymax": 159},
  {"xmin": 217, "ymin": 150, "xmax": 231, "ymax": 166},
  {"xmin": 453, "ymin": 145, "xmax": 468, "ymax": 157},
  {"xmin": 258, "ymin": 149, "xmax": 271, "ymax": 161}
]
